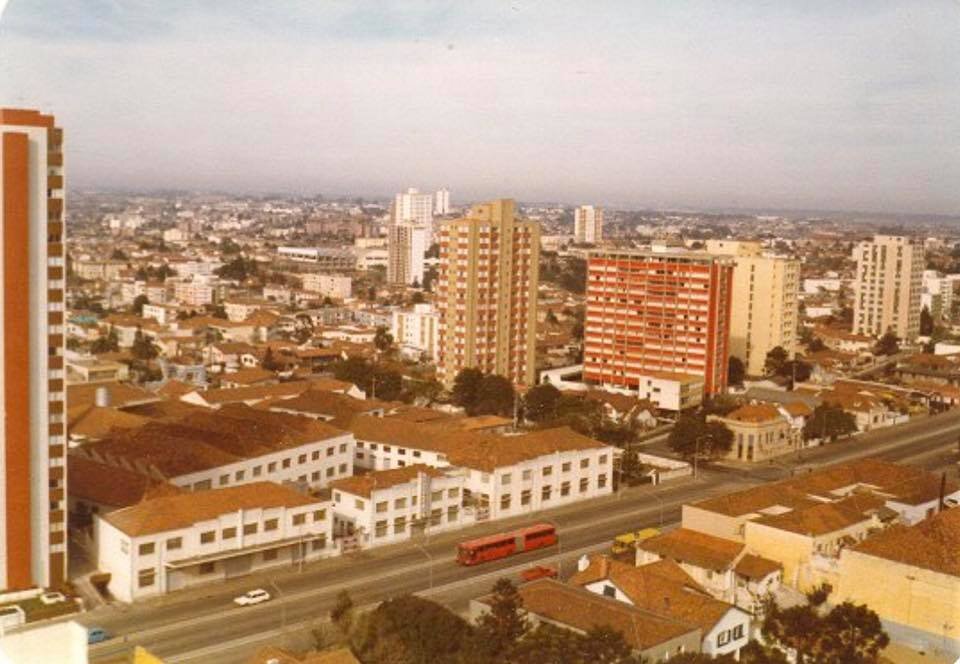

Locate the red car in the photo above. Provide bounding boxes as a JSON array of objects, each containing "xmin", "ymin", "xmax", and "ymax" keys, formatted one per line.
[{"xmin": 520, "ymin": 565, "xmax": 558, "ymax": 582}]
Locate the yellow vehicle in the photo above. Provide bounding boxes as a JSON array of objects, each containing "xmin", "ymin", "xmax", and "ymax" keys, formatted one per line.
[{"xmin": 611, "ymin": 527, "xmax": 660, "ymax": 554}]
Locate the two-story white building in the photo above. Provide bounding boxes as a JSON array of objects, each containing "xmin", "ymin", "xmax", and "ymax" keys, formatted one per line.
[
  {"xmin": 329, "ymin": 464, "xmax": 466, "ymax": 548},
  {"xmin": 78, "ymin": 403, "xmax": 356, "ymax": 493},
  {"xmin": 348, "ymin": 417, "xmax": 616, "ymax": 523},
  {"xmin": 96, "ymin": 482, "xmax": 333, "ymax": 602}
]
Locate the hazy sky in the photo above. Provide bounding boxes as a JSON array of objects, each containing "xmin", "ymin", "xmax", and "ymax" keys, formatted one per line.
[{"xmin": 1, "ymin": 1, "xmax": 958, "ymax": 214}]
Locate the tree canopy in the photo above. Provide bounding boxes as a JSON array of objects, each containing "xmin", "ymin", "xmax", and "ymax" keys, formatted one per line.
[
  {"xmin": 667, "ymin": 414, "xmax": 734, "ymax": 460},
  {"xmin": 874, "ymin": 331, "xmax": 899, "ymax": 356},
  {"xmin": 762, "ymin": 600, "xmax": 889, "ymax": 664},
  {"xmin": 727, "ymin": 356, "xmax": 746, "ymax": 386},
  {"xmin": 452, "ymin": 369, "xmax": 516, "ymax": 417},
  {"xmin": 802, "ymin": 403, "xmax": 857, "ymax": 442},
  {"xmin": 523, "ymin": 383, "xmax": 562, "ymax": 423}
]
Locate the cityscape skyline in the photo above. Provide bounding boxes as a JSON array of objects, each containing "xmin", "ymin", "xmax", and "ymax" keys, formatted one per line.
[{"xmin": 1, "ymin": 1, "xmax": 959, "ymax": 216}]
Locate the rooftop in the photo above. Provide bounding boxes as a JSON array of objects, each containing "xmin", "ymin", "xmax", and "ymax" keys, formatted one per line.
[
  {"xmin": 329, "ymin": 464, "xmax": 449, "ymax": 498},
  {"xmin": 104, "ymin": 481, "xmax": 319, "ymax": 537},
  {"xmin": 639, "ymin": 528, "xmax": 745, "ymax": 571},
  {"xmin": 851, "ymin": 507, "xmax": 960, "ymax": 577}
]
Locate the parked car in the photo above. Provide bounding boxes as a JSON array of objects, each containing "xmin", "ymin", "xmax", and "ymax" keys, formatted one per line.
[
  {"xmin": 233, "ymin": 589, "xmax": 271, "ymax": 606},
  {"xmin": 520, "ymin": 565, "xmax": 558, "ymax": 583},
  {"xmin": 39, "ymin": 592, "xmax": 66, "ymax": 605},
  {"xmin": 87, "ymin": 627, "xmax": 110, "ymax": 644}
]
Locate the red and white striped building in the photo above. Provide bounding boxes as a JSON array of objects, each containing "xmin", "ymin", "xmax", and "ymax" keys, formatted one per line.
[{"xmin": 584, "ymin": 248, "xmax": 734, "ymax": 397}]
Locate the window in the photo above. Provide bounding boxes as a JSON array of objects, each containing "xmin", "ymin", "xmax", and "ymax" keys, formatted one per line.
[
  {"xmin": 198, "ymin": 562, "xmax": 215, "ymax": 575},
  {"xmin": 383, "ymin": 446, "xmax": 392, "ymax": 453},
  {"xmin": 522, "ymin": 469, "xmax": 532, "ymax": 481},
  {"xmin": 327, "ymin": 447, "xmax": 335, "ymax": 457},
  {"xmin": 312, "ymin": 536, "xmax": 326, "ymax": 551},
  {"xmin": 521, "ymin": 489, "xmax": 531, "ymax": 506},
  {"xmin": 264, "ymin": 518, "xmax": 278, "ymax": 531},
  {"xmin": 376, "ymin": 501, "xmax": 388, "ymax": 513},
  {"xmin": 599, "ymin": 454, "xmax": 608, "ymax": 465},
  {"xmin": 375, "ymin": 520, "xmax": 388, "ymax": 537},
  {"xmin": 542, "ymin": 466, "xmax": 553, "ymax": 477},
  {"xmin": 397, "ymin": 460, "xmax": 406, "ymax": 467},
  {"xmin": 243, "ymin": 523, "xmax": 258, "ymax": 535},
  {"xmin": 732, "ymin": 625, "xmax": 744, "ymax": 640},
  {"xmin": 501, "ymin": 493, "xmax": 512, "ymax": 510},
  {"xmin": 398, "ymin": 448, "xmax": 406, "ymax": 455},
  {"xmin": 430, "ymin": 508, "xmax": 442, "ymax": 526},
  {"xmin": 312, "ymin": 450, "xmax": 320, "ymax": 461},
  {"xmin": 354, "ymin": 499, "xmax": 365, "ymax": 510},
  {"xmin": 561, "ymin": 481, "xmax": 571, "ymax": 497},
  {"xmin": 311, "ymin": 471, "xmax": 321, "ymax": 481},
  {"xmin": 369, "ymin": 443, "xmax": 377, "ymax": 450},
  {"xmin": 314, "ymin": 509, "xmax": 326, "ymax": 521},
  {"xmin": 447, "ymin": 505, "xmax": 459, "ymax": 521},
  {"xmin": 166, "ymin": 537, "xmax": 182, "ymax": 550},
  {"xmin": 339, "ymin": 463, "xmax": 348, "ymax": 473},
  {"xmin": 298, "ymin": 454, "xmax": 307, "ymax": 465},
  {"xmin": 326, "ymin": 467, "xmax": 335, "ymax": 477},
  {"xmin": 717, "ymin": 630, "xmax": 731, "ymax": 647},
  {"xmin": 219, "ymin": 474, "xmax": 229, "ymax": 486},
  {"xmin": 138, "ymin": 542, "xmax": 155, "ymax": 556},
  {"xmin": 235, "ymin": 469, "xmax": 245, "ymax": 481},
  {"xmin": 395, "ymin": 497, "xmax": 407, "ymax": 509},
  {"xmin": 200, "ymin": 531, "xmax": 216, "ymax": 544},
  {"xmin": 580, "ymin": 459, "xmax": 590, "ymax": 469},
  {"xmin": 603, "ymin": 584, "xmax": 616, "ymax": 598},
  {"xmin": 394, "ymin": 516, "xmax": 407, "ymax": 533},
  {"xmin": 138, "ymin": 569, "xmax": 155, "ymax": 588},
  {"xmin": 282, "ymin": 458, "xmax": 291, "ymax": 469},
  {"xmin": 253, "ymin": 465, "xmax": 262, "ymax": 477},
  {"xmin": 413, "ymin": 450, "xmax": 421, "ymax": 458},
  {"xmin": 262, "ymin": 549, "xmax": 278, "ymax": 562},
  {"xmin": 268, "ymin": 461, "xmax": 277, "ymax": 472},
  {"xmin": 431, "ymin": 490, "xmax": 443, "ymax": 502},
  {"xmin": 293, "ymin": 514, "xmax": 306, "ymax": 526},
  {"xmin": 339, "ymin": 443, "xmax": 347, "ymax": 453},
  {"xmin": 448, "ymin": 488, "xmax": 460, "ymax": 499},
  {"xmin": 542, "ymin": 485, "xmax": 552, "ymax": 501},
  {"xmin": 598, "ymin": 474, "xmax": 607, "ymax": 489},
  {"xmin": 222, "ymin": 527, "xmax": 236, "ymax": 539},
  {"xmin": 501, "ymin": 473, "xmax": 512, "ymax": 485},
  {"xmin": 561, "ymin": 462, "xmax": 571, "ymax": 472}
]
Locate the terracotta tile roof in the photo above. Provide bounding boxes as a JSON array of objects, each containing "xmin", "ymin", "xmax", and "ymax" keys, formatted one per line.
[
  {"xmin": 449, "ymin": 415, "xmax": 512, "ymax": 431},
  {"xmin": 122, "ymin": 399, "xmax": 208, "ymax": 421},
  {"xmin": 267, "ymin": 390, "xmax": 397, "ymax": 428},
  {"xmin": 154, "ymin": 379, "xmax": 196, "ymax": 398},
  {"xmin": 569, "ymin": 555, "xmax": 735, "ymax": 634},
  {"xmin": 639, "ymin": 528, "xmax": 744, "ymax": 571},
  {"xmin": 68, "ymin": 405, "xmax": 150, "ymax": 440},
  {"xmin": 67, "ymin": 382, "xmax": 159, "ymax": 409},
  {"xmin": 329, "ymin": 464, "xmax": 448, "ymax": 498},
  {"xmin": 382, "ymin": 406, "xmax": 450, "ymax": 423},
  {"xmin": 104, "ymin": 482, "xmax": 318, "ymax": 537},
  {"xmin": 221, "ymin": 368, "xmax": 277, "ymax": 386},
  {"xmin": 197, "ymin": 380, "xmax": 314, "ymax": 405},
  {"xmin": 753, "ymin": 493, "xmax": 886, "ymax": 536},
  {"xmin": 692, "ymin": 458, "xmax": 935, "ymax": 516},
  {"xmin": 67, "ymin": 455, "xmax": 178, "ymax": 509},
  {"xmin": 782, "ymin": 402, "xmax": 814, "ymax": 417},
  {"xmin": 722, "ymin": 403, "xmax": 784, "ymax": 424},
  {"xmin": 851, "ymin": 507, "xmax": 960, "ymax": 577},
  {"xmin": 734, "ymin": 554, "xmax": 783, "ymax": 581},
  {"xmin": 212, "ymin": 342, "xmax": 256, "ymax": 355},
  {"xmin": 349, "ymin": 417, "xmax": 610, "ymax": 472},
  {"xmin": 86, "ymin": 404, "xmax": 346, "ymax": 478},
  {"xmin": 477, "ymin": 578, "xmax": 699, "ymax": 651}
]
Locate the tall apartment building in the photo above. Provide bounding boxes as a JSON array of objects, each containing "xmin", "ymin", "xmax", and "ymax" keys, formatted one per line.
[
  {"xmin": 574, "ymin": 205, "xmax": 603, "ymax": 244},
  {"xmin": 391, "ymin": 303, "xmax": 440, "ymax": 360},
  {"xmin": 393, "ymin": 187, "xmax": 434, "ymax": 226},
  {"xmin": 387, "ymin": 222, "xmax": 427, "ymax": 286},
  {"xmin": 435, "ymin": 188, "xmax": 451, "ymax": 215},
  {"xmin": 436, "ymin": 199, "xmax": 540, "ymax": 386},
  {"xmin": 0, "ymin": 109, "xmax": 67, "ymax": 589},
  {"xmin": 584, "ymin": 248, "xmax": 734, "ymax": 395},
  {"xmin": 704, "ymin": 240, "xmax": 800, "ymax": 376},
  {"xmin": 853, "ymin": 235, "xmax": 924, "ymax": 340}
]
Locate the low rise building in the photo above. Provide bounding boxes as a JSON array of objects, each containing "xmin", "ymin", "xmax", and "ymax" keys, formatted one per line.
[
  {"xmin": 301, "ymin": 273, "xmax": 352, "ymax": 299},
  {"xmin": 96, "ymin": 482, "xmax": 333, "ymax": 602},
  {"xmin": 709, "ymin": 403, "xmax": 799, "ymax": 463}
]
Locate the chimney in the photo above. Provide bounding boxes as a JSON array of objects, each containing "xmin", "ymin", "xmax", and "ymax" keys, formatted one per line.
[
  {"xmin": 95, "ymin": 386, "xmax": 111, "ymax": 408},
  {"xmin": 577, "ymin": 554, "xmax": 590, "ymax": 573}
]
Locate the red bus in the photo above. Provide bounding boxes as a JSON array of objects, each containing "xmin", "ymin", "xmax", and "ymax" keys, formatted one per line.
[{"xmin": 455, "ymin": 523, "xmax": 558, "ymax": 566}]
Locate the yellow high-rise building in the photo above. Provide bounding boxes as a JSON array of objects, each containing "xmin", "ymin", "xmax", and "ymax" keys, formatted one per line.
[
  {"xmin": 853, "ymin": 235, "xmax": 924, "ymax": 341},
  {"xmin": 436, "ymin": 199, "xmax": 539, "ymax": 386},
  {"xmin": 705, "ymin": 240, "xmax": 800, "ymax": 376}
]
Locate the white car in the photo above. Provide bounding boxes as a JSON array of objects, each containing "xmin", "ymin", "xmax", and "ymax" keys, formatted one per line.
[
  {"xmin": 233, "ymin": 589, "xmax": 271, "ymax": 606},
  {"xmin": 39, "ymin": 592, "xmax": 66, "ymax": 605}
]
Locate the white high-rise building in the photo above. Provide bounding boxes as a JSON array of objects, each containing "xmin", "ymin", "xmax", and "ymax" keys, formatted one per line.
[
  {"xmin": 574, "ymin": 205, "xmax": 603, "ymax": 244},
  {"xmin": 434, "ymin": 188, "xmax": 451, "ymax": 215},
  {"xmin": 853, "ymin": 235, "xmax": 924, "ymax": 341},
  {"xmin": 393, "ymin": 188, "xmax": 434, "ymax": 226},
  {"xmin": 0, "ymin": 108, "xmax": 67, "ymax": 589},
  {"xmin": 387, "ymin": 222, "xmax": 428, "ymax": 286},
  {"xmin": 391, "ymin": 303, "xmax": 440, "ymax": 359}
]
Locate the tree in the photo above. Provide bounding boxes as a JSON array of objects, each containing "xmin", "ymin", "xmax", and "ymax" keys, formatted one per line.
[
  {"xmin": 473, "ymin": 579, "xmax": 528, "ymax": 659},
  {"xmin": 452, "ymin": 368, "xmax": 484, "ymax": 410},
  {"xmin": 619, "ymin": 448, "xmax": 646, "ymax": 486},
  {"xmin": 874, "ymin": 331, "xmax": 899, "ymax": 356},
  {"xmin": 550, "ymin": 394, "xmax": 606, "ymax": 438},
  {"xmin": 131, "ymin": 294, "xmax": 149, "ymax": 316},
  {"xmin": 762, "ymin": 601, "xmax": 888, "ymax": 664},
  {"xmin": 667, "ymin": 414, "xmax": 734, "ymax": 460},
  {"xmin": 803, "ymin": 404, "xmax": 857, "ymax": 442},
  {"xmin": 410, "ymin": 291, "xmax": 425, "ymax": 305},
  {"xmin": 211, "ymin": 304, "xmax": 228, "ymax": 319},
  {"xmin": 764, "ymin": 346, "xmax": 789, "ymax": 376},
  {"xmin": 261, "ymin": 347, "xmax": 281, "ymax": 372},
  {"xmin": 576, "ymin": 625, "xmax": 642, "ymax": 664},
  {"xmin": 920, "ymin": 305, "xmax": 934, "ymax": 336},
  {"xmin": 472, "ymin": 374, "xmax": 516, "ymax": 417},
  {"xmin": 330, "ymin": 589, "xmax": 355, "ymax": 631},
  {"xmin": 220, "ymin": 237, "xmax": 242, "ymax": 254},
  {"xmin": 807, "ymin": 337, "xmax": 827, "ymax": 353},
  {"xmin": 727, "ymin": 356, "xmax": 746, "ymax": 386},
  {"xmin": 131, "ymin": 329, "xmax": 158, "ymax": 360},
  {"xmin": 110, "ymin": 248, "xmax": 127, "ymax": 260},
  {"xmin": 351, "ymin": 595, "xmax": 474, "ymax": 664},
  {"xmin": 374, "ymin": 326, "xmax": 394, "ymax": 353},
  {"xmin": 523, "ymin": 384, "xmax": 562, "ymax": 423},
  {"xmin": 216, "ymin": 256, "xmax": 259, "ymax": 282},
  {"xmin": 91, "ymin": 327, "xmax": 119, "ymax": 354}
]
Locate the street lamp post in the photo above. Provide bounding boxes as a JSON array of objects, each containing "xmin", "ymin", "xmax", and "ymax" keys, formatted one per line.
[
  {"xmin": 415, "ymin": 542, "xmax": 434, "ymax": 590},
  {"xmin": 269, "ymin": 579, "xmax": 286, "ymax": 633}
]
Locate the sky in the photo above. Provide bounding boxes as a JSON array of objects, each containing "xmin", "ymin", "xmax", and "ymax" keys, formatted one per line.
[{"xmin": 1, "ymin": 1, "xmax": 958, "ymax": 215}]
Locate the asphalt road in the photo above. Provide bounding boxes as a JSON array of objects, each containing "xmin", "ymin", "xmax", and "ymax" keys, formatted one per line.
[{"xmin": 69, "ymin": 407, "xmax": 960, "ymax": 662}]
